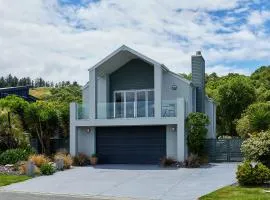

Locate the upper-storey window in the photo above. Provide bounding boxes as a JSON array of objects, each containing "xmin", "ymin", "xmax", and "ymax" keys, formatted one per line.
[{"xmin": 113, "ymin": 89, "xmax": 154, "ymax": 118}]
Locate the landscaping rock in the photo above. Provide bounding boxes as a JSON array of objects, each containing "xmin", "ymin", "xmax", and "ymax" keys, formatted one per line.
[
  {"xmin": 5, "ymin": 164, "xmax": 14, "ymax": 168},
  {"xmin": 26, "ymin": 161, "xmax": 35, "ymax": 177},
  {"xmin": 0, "ymin": 165, "xmax": 20, "ymax": 175},
  {"xmin": 55, "ymin": 159, "xmax": 64, "ymax": 171}
]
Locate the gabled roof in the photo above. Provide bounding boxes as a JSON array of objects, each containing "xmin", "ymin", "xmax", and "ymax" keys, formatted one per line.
[
  {"xmin": 0, "ymin": 85, "xmax": 32, "ymax": 91},
  {"xmin": 88, "ymin": 45, "xmax": 192, "ymax": 85},
  {"xmin": 89, "ymin": 45, "xmax": 160, "ymax": 71}
]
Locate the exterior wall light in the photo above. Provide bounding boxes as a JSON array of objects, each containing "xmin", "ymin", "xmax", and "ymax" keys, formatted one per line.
[
  {"xmin": 171, "ymin": 85, "xmax": 177, "ymax": 90},
  {"xmin": 171, "ymin": 127, "xmax": 176, "ymax": 132}
]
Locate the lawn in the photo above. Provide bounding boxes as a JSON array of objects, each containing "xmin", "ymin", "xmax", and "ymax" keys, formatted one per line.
[
  {"xmin": 200, "ymin": 186, "xmax": 270, "ymax": 200},
  {"xmin": 0, "ymin": 175, "xmax": 30, "ymax": 187}
]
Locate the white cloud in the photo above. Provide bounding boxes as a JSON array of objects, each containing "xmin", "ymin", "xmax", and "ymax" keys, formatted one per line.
[
  {"xmin": 248, "ymin": 10, "xmax": 270, "ymax": 25},
  {"xmin": 206, "ymin": 65, "xmax": 252, "ymax": 76},
  {"xmin": 0, "ymin": 0, "xmax": 269, "ymax": 84}
]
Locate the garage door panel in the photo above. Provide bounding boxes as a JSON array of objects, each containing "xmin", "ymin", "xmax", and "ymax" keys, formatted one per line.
[{"xmin": 96, "ymin": 126, "xmax": 166, "ymax": 164}]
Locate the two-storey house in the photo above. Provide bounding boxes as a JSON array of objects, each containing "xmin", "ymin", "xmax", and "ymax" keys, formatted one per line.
[{"xmin": 70, "ymin": 45, "xmax": 216, "ymax": 164}]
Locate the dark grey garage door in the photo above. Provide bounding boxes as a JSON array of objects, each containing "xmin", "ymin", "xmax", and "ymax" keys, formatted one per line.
[{"xmin": 96, "ymin": 126, "xmax": 166, "ymax": 164}]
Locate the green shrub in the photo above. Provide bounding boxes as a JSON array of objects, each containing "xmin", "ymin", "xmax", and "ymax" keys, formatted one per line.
[
  {"xmin": 247, "ymin": 103, "xmax": 270, "ymax": 132},
  {"xmin": 236, "ymin": 161, "xmax": 270, "ymax": 185},
  {"xmin": 236, "ymin": 102, "xmax": 270, "ymax": 138},
  {"xmin": 186, "ymin": 112, "xmax": 210, "ymax": 155},
  {"xmin": 253, "ymin": 163, "xmax": 270, "ymax": 185},
  {"xmin": 0, "ymin": 147, "xmax": 35, "ymax": 165},
  {"xmin": 236, "ymin": 161, "xmax": 253, "ymax": 185},
  {"xmin": 40, "ymin": 163, "xmax": 55, "ymax": 175},
  {"xmin": 236, "ymin": 115, "xmax": 252, "ymax": 138},
  {"xmin": 241, "ymin": 130, "xmax": 270, "ymax": 167},
  {"xmin": 72, "ymin": 153, "xmax": 89, "ymax": 166}
]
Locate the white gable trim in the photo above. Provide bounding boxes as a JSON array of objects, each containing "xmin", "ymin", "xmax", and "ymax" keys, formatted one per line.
[
  {"xmin": 88, "ymin": 45, "xmax": 161, "ymax": 72},
  {"xmin": 88, "ymin": 45, "xmax": 192, "ymax": 85}
]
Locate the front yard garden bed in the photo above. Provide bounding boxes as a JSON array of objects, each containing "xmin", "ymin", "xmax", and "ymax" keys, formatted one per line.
[
  {"xmin": 0, "ymin": 174, "xmax": 31, "ymax": 186},
  {"xmin": 0, "ymin": 165, "xmax": 20, "ymax": 175},
  {"xmin": 0, "ymin": 147, "xmax": 74, "ymax": 178},
  {"xmin": 199, "ymin": 185, "xmax": 270, "ymax": 200}
]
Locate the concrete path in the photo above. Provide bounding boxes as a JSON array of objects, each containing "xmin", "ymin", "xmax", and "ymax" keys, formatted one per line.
[{"xmin": 1, "ymin": 163, "xmax": 238, "ymax": 200}]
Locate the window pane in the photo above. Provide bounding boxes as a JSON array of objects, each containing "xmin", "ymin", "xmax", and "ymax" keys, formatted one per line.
[
  {"xmin": 148, "ymin": 91, "xmax": 154, "ymax": 117},
  {"xmin": 137, "ymin": 91, "xmax": 146, "ymax": 117},
  {"xmin": 126, "ymin": 92, "xmax": 135, "ymax": 118},
  {"xmin": 115, "ymin": 92, "xmax": 124, "ymax": 118}
]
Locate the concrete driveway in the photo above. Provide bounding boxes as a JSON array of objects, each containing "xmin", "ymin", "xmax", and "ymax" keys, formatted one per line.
[{"xmin": 1, "ymin": 163, "xmax": 238, "ymax": 200}]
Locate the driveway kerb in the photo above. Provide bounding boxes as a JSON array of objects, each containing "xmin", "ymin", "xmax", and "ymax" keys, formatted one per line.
[{"xmin": 0, "ymin": 190, "xmax": 144, "ymax": 200}]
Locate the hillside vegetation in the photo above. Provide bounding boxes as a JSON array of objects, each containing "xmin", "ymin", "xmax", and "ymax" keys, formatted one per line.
[
  {"xmin": 181, "ymin": 66, "xmax": 270, "ymax": 136},
  {"xmin": 30, "ymin": 87, "xmax": 52, "ymax": 99},
  {"xmin": 205, "ymin": 66, "xmax": 270, "ymax": 136},
  {"xmin": 0, "ymin": 65, "xmax": 269, "ymax": 144},
  {"xmin": 0, "ymin": 85, "xmax": 82, "ymax": 154}
]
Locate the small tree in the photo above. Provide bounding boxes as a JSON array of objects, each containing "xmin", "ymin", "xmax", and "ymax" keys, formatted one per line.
[
  {"xmin": 186, "ymin": 112, "xmax": 210, "ymax": 155},
  {"xmin": 0, "ymin": 108, "xmax": 28, "ymax": 151},
  {"xmin": 25, "ymin": 101, "xmax": 59, "ymax": 154},
  {"xmin": 0, "ymin": 95, "xmax": 29, "ymax": 130}
]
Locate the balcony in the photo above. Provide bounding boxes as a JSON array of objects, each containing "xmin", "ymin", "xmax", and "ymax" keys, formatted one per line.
[
  {"xmin": 97, "ymin": 101, "xmax": 155, "ymax": 119},
  {"xmin": 161, "ymin": 100, "xmax": 177, "ymax": 117},
  {"xmin": 76, "ymin": 103, "xmax": 89, "ymax": 120},
  {"xmin": 75, "ymin": 100, "xmax": 177, "ymax": 120}
]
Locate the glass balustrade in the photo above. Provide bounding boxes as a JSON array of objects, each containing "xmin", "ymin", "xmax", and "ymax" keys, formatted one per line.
[
  {"xmin": 75, "ymin": 100, "xmax": 177, "ymax": 120},
  {"xmin": 76, "ymin": 103, "xmax": 89, "ymax": 119},
  {"xmin": 161, "ymin": 100, "xmax": 177, "ymax": 117},
  {"xmin": 97, "ymin": 101, "xmax": 155, "ymax": 119}
]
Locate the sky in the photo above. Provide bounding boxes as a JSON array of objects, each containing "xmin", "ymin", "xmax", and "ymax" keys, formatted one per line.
[{"xmin": 0, "ymin": 0, "xmax": 270, "ymax": 84}]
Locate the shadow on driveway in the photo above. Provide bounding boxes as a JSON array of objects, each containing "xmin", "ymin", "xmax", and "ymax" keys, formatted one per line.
[
  {"xmin": 93, "ymin": 163, "xmax": 220, "ymax": 170},
  {"xmin": 93, "ymin": 164, "xmax": 179, "ymax": 170}
]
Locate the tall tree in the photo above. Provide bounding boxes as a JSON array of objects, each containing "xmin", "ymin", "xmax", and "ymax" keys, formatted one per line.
[{"xmin": 216, "ymin": 77, "xmax": 256, "ymax": 135}]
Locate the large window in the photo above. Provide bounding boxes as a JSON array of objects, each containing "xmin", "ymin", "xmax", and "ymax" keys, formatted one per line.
[{"xmin": 113, "ymin": 89, "xmax": 154, "ymax": 118}]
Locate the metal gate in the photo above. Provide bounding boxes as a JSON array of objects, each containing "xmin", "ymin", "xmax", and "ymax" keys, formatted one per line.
[
  {"xmin": 30, "ymin": 138, "xmax": 69, "ymax": 154},
  {"xmin": 204, "ymin": 139, "xmax": 244, "ymax": 162}
]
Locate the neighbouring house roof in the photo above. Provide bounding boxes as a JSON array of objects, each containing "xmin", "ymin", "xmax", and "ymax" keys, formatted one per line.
[
  {"xmin": 88, "ymin": 45, "xmax": 192, "ymax": 85},
  {"xmin": 0, "ymin": 85, "xmax": 31, "ymax": 91},
  {"xmin": 0, "ymin": 85, "xmax": 36, "ymax": 102}
]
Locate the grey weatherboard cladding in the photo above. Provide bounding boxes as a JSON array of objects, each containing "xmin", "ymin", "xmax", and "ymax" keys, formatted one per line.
[
  {"xmin": 109, "ymin": 59, "xmax": 154, "ymax": 102},
  {"xmin": 96, "ymin": 126, "xmax": 166, "ymax": 164}
]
